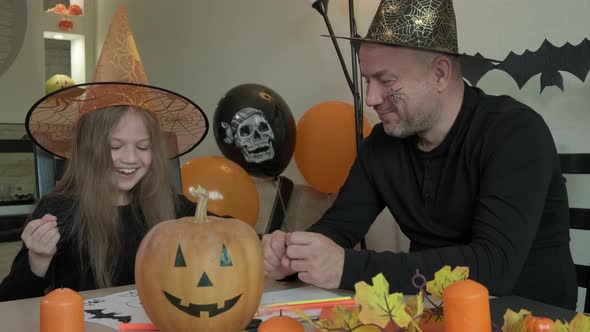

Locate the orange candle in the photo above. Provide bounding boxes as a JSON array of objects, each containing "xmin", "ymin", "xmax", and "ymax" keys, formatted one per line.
[
  {"xmin": 442, "ymin": 279, "xmax": 491, "ymax": 332},
  {"xmin": 258, "ymin": 315, "xmax": 304, "ymax": 332},
  {"xmin": 40, "ymin": 288, "xmax": 84, "ymax": 332}
]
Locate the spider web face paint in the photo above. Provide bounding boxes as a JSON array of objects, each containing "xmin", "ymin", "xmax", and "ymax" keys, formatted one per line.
[{"xmin": 387, "ymin": 87, "xmax": 403, "ymax": 104}]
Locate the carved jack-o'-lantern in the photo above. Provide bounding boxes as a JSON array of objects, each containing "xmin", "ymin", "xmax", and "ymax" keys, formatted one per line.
[{"xmin": 135, "ymin": 186, "xmax": 264, "ymax": 332}]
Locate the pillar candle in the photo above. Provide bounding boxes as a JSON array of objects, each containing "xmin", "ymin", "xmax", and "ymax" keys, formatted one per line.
[
  {"xmin": 40, "ymin": 288, "xmax": 84, "ymax": 332},
  {"xmin": 443, "ymin": 279, "xmax": 491, "ymax": 332}
]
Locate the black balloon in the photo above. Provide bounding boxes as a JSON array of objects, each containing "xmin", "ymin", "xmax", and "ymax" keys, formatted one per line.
[{"xmin": 213, "ymin": 83, "xmax": 296, "ymax": 178}]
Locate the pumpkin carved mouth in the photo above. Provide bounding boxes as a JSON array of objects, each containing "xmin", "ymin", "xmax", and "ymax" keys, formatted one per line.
[{"xmin": 162, "ymin": 291, "xmax": 242, "ymax": 317}]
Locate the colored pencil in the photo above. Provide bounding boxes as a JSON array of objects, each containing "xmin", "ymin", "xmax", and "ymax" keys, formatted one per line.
[
  {"xmin": 257, "ymin": 298, "xmax": 357, "ymax": 315},
  {"xmin": 266, "ymin": 296, "xmax": 352, "ymax": 307}
]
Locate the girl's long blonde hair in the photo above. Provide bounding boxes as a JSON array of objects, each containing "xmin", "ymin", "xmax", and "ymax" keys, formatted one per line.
[{"xmin": 55, "ymin": 105, "xmax": 176, "ymax": 288}]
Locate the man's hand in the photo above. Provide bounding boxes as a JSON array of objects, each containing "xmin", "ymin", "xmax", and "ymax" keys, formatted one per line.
[
  {"xmin": 22, "ymin": 214, "xmax": 60, "ymax": 277},
  {"xmin": 285, "ymin": 231, "xmax": 344, "ymax": 289},
  {"xmin": 261, "ymin": 230, "xmax": 295, "ymax": 280}
]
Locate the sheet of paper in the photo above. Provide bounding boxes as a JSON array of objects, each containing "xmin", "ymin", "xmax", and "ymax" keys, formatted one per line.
[
  {"xmin": 260, "ymin": 285, "xmax": 345, "ymax": 305},
  {"xmin": 83, "ymin": 286, "xmax": 344, "ymax": 329},
  {"xmin": 84, "ymin": 289, "xmax": 149, "ymax": 330}
]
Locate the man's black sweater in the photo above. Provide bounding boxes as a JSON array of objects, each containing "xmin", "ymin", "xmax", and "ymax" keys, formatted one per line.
[{"xmin": 309, "ymin": 84, "xmax": 577, "ymax": 309}]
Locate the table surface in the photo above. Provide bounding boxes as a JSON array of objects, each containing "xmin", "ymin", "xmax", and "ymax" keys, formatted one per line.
[
  {"xmin": 0, "ymin": 278, "xmax": 350, "ymax": 332},
  {"xmin": 0, "ymin": 279, "xmax": 579, "ymax": 332}
]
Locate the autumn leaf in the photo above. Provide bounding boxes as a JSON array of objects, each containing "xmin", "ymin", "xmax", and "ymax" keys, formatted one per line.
[
  {"xmin": 354, "ymin": 273, "xmax": 414, "ymax": 329},
  {"xmin": 426, "ymin": 265, "xmax": 469, "ymax": 300},
  {"xmin": 293, "ymin": 308, "xmax": 318, "ymax": 328},
  {"xmin": 294, "ymin": 306, "xmax": 381, "ymax": 332},
  {"xmin": 501, "ymin": 308, "xmax": 531, "ymax": 332},
  {"xmin": 406, "ymin": 291, "xmax": 424, "ymax": 318},
  {"xmin": 315, "ymin": 306, "xmax": 362, "ymax": 332},
  {"xmin": 569, "ymin": 313, "xmax": 590, "ymax": 332},
  {"xmin": 550, "ymin": 320, "xmax": 571, "ymax": 332}
]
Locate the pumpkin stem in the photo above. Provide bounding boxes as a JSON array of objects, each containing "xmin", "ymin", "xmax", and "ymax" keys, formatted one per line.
[{"xmin": 189, "ymin": 186, "xmax": 209, "ymax": 223}]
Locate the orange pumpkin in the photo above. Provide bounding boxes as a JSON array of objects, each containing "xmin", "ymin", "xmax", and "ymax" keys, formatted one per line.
[
  {"xmin": 135, "ymin": 186, "xmax": 264, "ymax": 332},
  {"xmin": 527, "ymin": 316, "xmax": 554, "ymax": 331},
  {"xmin": 258, "ymin": 315, "xmax": 304, "ymax": 332}
]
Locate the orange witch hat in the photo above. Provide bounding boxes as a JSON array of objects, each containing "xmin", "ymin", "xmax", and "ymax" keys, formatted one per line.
[{"xmin": 25, "ymin": 3, "xmax": 208, "ymax": 159}]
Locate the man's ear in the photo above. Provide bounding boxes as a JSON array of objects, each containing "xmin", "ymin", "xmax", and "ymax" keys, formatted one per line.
[{"xmin": 432, "ymin": 55, "xmax": 453, "ymax": 92}]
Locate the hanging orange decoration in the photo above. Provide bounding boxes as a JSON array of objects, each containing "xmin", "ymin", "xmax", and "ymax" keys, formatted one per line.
[
  {"xmin": 68, "ymin": 4, "xmax": 83, "ymax": 16},
  {"xmin": 58, "ymin": 18, "xmax": 73, "ymax": 32},
  {"xmin": 47, "ymin": 4, "xmax": 68, "ymax": 14}
]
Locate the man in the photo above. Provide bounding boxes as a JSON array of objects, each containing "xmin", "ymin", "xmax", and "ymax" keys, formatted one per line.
[{"xmin": 262, "ymin": 0, "xmax": 577, "ymax": 309}]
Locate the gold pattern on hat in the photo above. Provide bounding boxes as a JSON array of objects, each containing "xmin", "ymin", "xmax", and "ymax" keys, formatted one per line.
[{"xmin": 366, "ymin": 0, "xmax": 458, "ymax": 54}]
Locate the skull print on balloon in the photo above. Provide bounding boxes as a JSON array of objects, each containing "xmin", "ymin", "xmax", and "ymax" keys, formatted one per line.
[
  {"xmin": 214, "ymin": 84, "xmax": 296, "ymax": 178},
  {"xmin": 221, "ymin": 108, "xmax": 275, "ymax": 164}
]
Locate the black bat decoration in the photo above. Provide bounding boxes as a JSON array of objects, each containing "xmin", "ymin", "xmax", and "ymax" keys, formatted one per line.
[
  {"xmin": 459, "ymin": 52, "xmax": 497, "ymax": 87},
  {"xmin": 85, "ymin": 309, "xmax": 132, "ymax": 323},
  {"xmin": 461, "ymin": 38, "xmax": 590, "ymax": 93},
  {"xmin": 84, "ymin": 299, "xmax": 106, "ymax": 306}
]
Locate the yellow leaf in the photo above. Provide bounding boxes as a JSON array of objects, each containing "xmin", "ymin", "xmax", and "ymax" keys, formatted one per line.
[
  {"xmin": 354, "ymin": 273, "xmax": 413, "ymax": 328},
  {"xmin": 355, "ymin": 324, "xmax": 384, "ymax": 332},
  {"xmin": 295, "ymin": 306, "xmax": 369, "ymax": 332},
  {"xmin": 551, "ymin": 320, "xmax": 571, "ymax": 332},
  {"xmin": 426, "ymin": 265, "xmax": 469, "ymax": 300},
  {"xmin": 406, "ymin": 291, "xmax": 424, "ymax": 319},
  {"xmin": 293, "ymin": 308, "xmax": 318, "ymax": 327},
  {"xmin": 501, "ymin": 308, "xmax": 532, "ymax": 332},
  {"xmin": 569, "ymin": 313, "xmax": 590, "ymax": 332}
]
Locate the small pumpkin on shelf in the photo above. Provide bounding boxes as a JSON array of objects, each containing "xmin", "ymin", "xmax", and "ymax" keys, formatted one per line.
[
  {"xmin": 58, "ymin": 18, "xmax": 73, "ymax": 32},
  {"xmin": 135, "ymin": 186, "xmax": 264, "ymax": 332}
]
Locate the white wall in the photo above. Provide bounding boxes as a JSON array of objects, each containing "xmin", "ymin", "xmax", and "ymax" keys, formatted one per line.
[{"xmin": 0, "ymin": 0, "xmax": 45, "ymax": 124}]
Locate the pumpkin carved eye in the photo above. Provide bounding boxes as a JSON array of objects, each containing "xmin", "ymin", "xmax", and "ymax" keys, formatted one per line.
[
  {"xmin": 220, "ymin": 244, "xmax": 232, "ymax": 267},
  {"xmin": 175, "ymin": 244, "xmax": 233, "ymax": 288},
  {"xmin": 175, "ymin": 245, "xmax": 186, "ymax": 267}
]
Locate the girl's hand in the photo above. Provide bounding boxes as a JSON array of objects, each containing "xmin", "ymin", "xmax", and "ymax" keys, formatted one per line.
[{"xmin": 21, "ymin": 214, "xmax": 61, "ymax": 277}]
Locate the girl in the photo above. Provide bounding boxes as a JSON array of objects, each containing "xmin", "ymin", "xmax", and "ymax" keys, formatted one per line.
[{"xmin": 0, "ymin": 82, "xmax": 208, "ymax": 301}]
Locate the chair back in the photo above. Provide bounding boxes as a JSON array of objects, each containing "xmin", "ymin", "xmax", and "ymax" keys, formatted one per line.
[{"xmin": 559, "ymin": 153, "xmax": 590, "ymax": 313}]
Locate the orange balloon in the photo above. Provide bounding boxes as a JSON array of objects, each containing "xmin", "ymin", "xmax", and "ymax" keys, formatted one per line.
[
  {"xmin": 294, "ymin": 101, "xmax": 372, "ymax": 194},
  {"xmin": 180, "ymin": 156, "xmax": 259, "ymax": 227}
]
